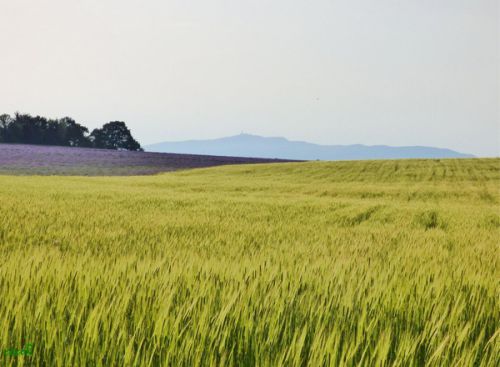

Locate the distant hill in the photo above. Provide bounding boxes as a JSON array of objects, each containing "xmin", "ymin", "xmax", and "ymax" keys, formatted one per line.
[{"xmin": 146, "ymin": 134, "xmax": 474, "ymax": 160}]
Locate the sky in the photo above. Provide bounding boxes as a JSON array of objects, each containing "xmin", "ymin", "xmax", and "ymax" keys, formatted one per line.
[{"xmin": 1, "ymin": 0, "xmax": 498, "ymax": 156}]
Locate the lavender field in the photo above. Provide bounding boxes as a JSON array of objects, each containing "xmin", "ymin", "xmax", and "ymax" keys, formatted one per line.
[{"xmin": 0, "ymin": 144, "xmax": 296, "ymax": 175}]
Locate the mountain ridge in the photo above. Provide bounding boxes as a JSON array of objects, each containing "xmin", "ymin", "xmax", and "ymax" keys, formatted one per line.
[{"xmin": 146, "ymin": 133, "xmax": 474, "ymax": 160}]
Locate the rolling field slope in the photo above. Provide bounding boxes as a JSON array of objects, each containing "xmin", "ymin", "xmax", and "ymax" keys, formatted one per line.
[
  {"xmin": 0, "ymin": 143, "xmax": 296, "ymax": 175},
  {"xmin": 0, "ymin": 159, "xmax": 498, "ymax": 366}
]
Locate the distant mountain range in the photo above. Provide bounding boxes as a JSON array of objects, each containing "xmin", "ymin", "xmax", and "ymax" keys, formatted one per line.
[{"xmin": 146, "ymin": 134, "xmax": 474, "ymax": 161}]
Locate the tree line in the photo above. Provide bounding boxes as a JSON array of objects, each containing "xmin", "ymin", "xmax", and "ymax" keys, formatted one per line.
[{"xmin": 0, "ymin": 113, "xmax": 142, "ymax": 151}]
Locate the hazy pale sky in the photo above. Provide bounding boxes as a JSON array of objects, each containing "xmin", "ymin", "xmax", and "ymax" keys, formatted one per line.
[{"xmin": 1, "ymin": 0, "xmax": 498, "ymax": 156}]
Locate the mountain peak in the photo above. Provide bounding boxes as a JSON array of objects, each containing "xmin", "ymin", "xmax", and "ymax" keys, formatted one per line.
[{"xmin": 232, "ymin": 133, "xmax": 260, "ymax": 139}]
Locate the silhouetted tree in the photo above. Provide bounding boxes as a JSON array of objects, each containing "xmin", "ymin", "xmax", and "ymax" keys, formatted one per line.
[
  {"xmin": 58, "ymin": 117, "xmax": 91, "ymax": 147},
  {"xmin": 0, "ymin": 113, "xmax": 142, "ymax": 151},
  {"xmin": 90, "ymin": 121, "xmax": 142, "ymax": 151},
  {"xmin": 12, "ymin": 113, "xmax": 49, "ymax": 145},
  {"xmin": 0, "ymin": 114, "xmax": 13, "ymax": 143}
]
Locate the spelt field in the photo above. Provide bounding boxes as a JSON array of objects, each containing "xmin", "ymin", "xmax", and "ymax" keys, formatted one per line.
[{"xmin": 0, "ymin": 158, "xmax": 498, "ymax": 366}]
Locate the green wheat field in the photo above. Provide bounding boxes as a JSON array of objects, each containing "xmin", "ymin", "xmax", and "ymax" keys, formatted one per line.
[{"xmin": 0, "ymin": 158, "xmax": 499, "ymax": 366}]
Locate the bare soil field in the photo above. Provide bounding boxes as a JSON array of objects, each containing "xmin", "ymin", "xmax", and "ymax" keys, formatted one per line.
[{"xmin": 0, "ymin": 143, "xmax": 297, "ymax": 175}]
